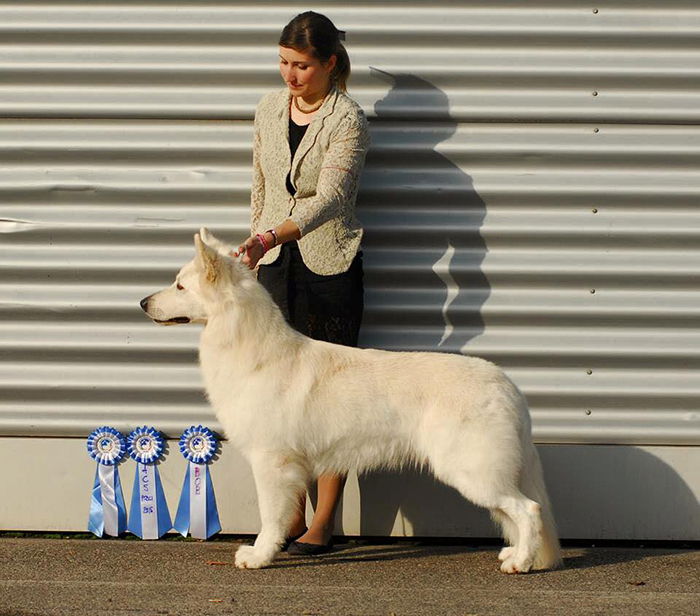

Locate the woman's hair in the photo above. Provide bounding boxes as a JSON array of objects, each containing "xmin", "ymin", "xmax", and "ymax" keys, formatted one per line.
[{"xmin": 279, "ymin": 11, "xmax": 351, "ymax": 92}]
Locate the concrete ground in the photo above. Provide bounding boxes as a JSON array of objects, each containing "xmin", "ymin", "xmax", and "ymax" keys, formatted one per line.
[{"xmin": 0, "ymin": 537, "xmax": 698, "ymax": 616}]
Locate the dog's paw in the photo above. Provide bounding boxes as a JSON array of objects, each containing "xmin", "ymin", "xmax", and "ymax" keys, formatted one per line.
[
  {"xmin": 235, "ymin": 545, "xmax": 273, "ymax": 570},
  {"xmin": 498, "ymin": 546, "xmax": 516, "ymax": 562},
  {"xmin": 500, "ymin": 553, "xmax": 533, "ymax": 574}
]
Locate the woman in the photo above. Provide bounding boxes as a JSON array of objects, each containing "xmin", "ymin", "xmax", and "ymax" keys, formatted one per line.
[{"xmin": 234, "ymin": 11, "xmax": 370, "ymax": 555}]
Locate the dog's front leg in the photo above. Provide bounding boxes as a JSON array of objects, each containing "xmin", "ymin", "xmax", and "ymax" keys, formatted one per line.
[{"xmin": 235, "ymin": 451, "xmax": 308, "ymax": 570}]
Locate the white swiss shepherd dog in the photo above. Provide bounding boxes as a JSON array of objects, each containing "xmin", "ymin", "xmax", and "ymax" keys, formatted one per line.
[{"xmin": 141, "ymin": 228, "xmax": 563, "ymax": 573}]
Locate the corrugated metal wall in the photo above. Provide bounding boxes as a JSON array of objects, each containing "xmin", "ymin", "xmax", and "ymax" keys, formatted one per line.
[{"xmin": 2, "ymin": 1, "xmax": 700, "ymax": 446}]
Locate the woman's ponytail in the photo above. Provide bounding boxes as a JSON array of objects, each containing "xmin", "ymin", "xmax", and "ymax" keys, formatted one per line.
[{"xmin": 332, "ymin": 44, "xmax": 351, "ymax": 92}]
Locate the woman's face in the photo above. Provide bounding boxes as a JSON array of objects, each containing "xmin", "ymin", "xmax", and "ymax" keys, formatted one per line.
[{"xmin": 279, "ymin": 46, "xmax": 336, "ymax": 99}]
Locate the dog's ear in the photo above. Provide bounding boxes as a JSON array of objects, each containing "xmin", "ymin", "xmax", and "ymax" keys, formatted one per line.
[
  {"xmin": 199, "ymin": 226, "xmax": 238, "ymax": 257},
  {"xmin": 194, "ymin": 232, "xmax": 220, "ymax": 283},
  {"xmin": 199, "ymin": 227, "xmax": 214, "ymax": 245}
]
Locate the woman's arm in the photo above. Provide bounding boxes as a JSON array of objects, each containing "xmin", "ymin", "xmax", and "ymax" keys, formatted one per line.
[
  {"xmin": 238, "ymin": 106, "xmax": 369, "ymax": 269},
  {"xmin": 288, "ymin": 110, "xmax": 370, "ymax": 237},
  {"xmin": 250, "ymin": 110, "xmax": 266, "ymax": 236},
  {"xmin": 235, "ymin": 220, "xmax": 300, "ymax": 269}
]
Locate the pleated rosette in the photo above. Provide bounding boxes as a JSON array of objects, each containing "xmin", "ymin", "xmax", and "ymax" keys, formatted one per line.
[
  {"xmin": 126, "ymin": 426, "xmax": 172, "ymax": 539},
  {"xmin": 86, "ymin": 427, "xmax": 128, "ymax": 537},
  {"xmin": 174, "ymin": 425, "xmax": 221, "ymax": 539}
]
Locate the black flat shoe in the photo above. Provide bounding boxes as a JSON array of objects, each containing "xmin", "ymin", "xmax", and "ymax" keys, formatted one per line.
[
  {"xmin": 281, "ymin": 527, "xmax": 308, "ymax": 552},
  {"xmin": 287, "ymin": 537, "xmax": 334, "ymax": 556}
]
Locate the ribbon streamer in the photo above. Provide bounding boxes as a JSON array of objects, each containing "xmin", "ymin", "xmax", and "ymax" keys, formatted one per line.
[
  {"xmin": 87, "ymin": 427, "xmax": 128, "ymax": 537},
  {"xmin": 174, "ymin": 425, "xmax": 221, "ymax": 539},
  {"xmin": 127, "ymin": 426, "xmax": 172, "ymax": 539}
]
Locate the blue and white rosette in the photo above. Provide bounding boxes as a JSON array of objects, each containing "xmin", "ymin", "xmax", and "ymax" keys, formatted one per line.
[
  {"xmin": 174, "ymin": 425, "xmax": 221, "ymax": 539},
  {"xmin": 87, "ymin": 427, "xmax": 128, "ymax": 537},
  {"xmin": 126, "ymin": 426, "xmax": 172, "ymax": 539}
]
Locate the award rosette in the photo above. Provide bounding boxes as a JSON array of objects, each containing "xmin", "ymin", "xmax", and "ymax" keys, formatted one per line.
[
  {"xmin": 127, "ymin": 426, "xmax": 172, "ymax": 539},
  {"xmin": 87, "ymin": 426, "xmax": 128, "ymax": 537},
  {"xmin": 174, "ymin": 425, "xmax": 221, "ymax": 539}
]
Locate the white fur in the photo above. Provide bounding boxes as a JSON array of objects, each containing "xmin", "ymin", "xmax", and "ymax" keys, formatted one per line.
[{"xmin": 141, "ymin": 228, "xmax": 563, "ymax": 573}]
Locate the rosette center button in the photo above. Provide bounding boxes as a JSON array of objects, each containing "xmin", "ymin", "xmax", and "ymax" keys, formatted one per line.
[
  {"xmin": 137, "ymin": 437, "xmax": 154, "ymax": 453},
  {"xmin": 98, "ymin": 438, "xmax": 115, "ymax": 454}
]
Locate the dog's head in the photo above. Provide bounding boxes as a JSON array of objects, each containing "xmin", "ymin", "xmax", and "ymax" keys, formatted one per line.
[{"xmin": 140, "ymin": 227, "xmax": 252, "ymax": 325}]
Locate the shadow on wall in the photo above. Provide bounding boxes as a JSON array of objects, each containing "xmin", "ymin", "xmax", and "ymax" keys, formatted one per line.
[
  {"xmin": 357, "ymin": 71, "xmax": 490, "ymax": 352},
  {"xmin": 538, "ymin": 445, "xmax": 700, "ymax": 546},
  {"xmin": 354, "ymin": 72, "xmax": 492, "ymax": 537},
  {"xmin": 354, "ymin": 445, "xmax": 700, "ymax": 546},
  {"xmin": 342, "ymin": 74, "xmax": 700, "ymax": 545}
]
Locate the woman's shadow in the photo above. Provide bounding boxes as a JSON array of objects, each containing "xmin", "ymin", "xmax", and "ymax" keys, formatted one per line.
[
  {"xmin": 343, "ymin": 73, "xmax": 700, "ymax": 556},
  {"xmin": 354, "ymin": 71, "xmax": 493, "ymax": 537}
]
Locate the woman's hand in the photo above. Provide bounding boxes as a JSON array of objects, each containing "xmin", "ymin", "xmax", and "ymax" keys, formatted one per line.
[{"xmin": 233, "ymin": 235, "xmax": 264, "ymax": 270}]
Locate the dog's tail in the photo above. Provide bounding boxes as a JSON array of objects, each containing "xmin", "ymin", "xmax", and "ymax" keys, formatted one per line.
[{"xmin": 520, "ymin": 442, "xmax": 563, "ymax": 570}]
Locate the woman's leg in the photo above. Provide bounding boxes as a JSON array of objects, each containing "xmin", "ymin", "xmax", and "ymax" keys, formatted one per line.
[
  {"xmin": 287, "ymin": 247, "xmax": 361, "ymax": 547},
  {"xmin": 294, "ymin": 473, "xmax": 347, "ymax": 545}
]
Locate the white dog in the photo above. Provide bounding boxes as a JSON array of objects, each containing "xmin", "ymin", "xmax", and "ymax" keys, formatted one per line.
[{"xmin": 141, "ymin": 228, "xmax": 562, "ymax": 573}]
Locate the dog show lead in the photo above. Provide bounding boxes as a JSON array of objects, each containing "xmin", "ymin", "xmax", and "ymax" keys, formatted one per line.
[{"xmin": 233, "ymin": 11, "xmax": 370, "ymax": 556}]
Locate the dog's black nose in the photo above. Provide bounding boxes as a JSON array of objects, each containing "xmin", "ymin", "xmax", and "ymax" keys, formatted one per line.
[{"xmin": 140, "ymin": 297, "xmax": 149, "ymax": 311}]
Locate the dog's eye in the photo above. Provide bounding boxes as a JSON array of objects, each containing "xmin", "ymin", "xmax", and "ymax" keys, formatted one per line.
[{"xmin": 176, "ymin": 283, "xmax": 184, "ymax": 291}]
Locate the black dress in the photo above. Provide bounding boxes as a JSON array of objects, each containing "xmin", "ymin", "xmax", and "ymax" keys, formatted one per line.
[{"xmin": 256, "ymin": 117, "xmax": 364, "ymax": 347}]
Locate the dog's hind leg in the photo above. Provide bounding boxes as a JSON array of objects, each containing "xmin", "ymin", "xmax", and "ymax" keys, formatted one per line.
[
  {"xmin": 443, "ymin": 470, "xmax": 543, "ymax": 574},
  {"xmin": 428, "ymin": 433, "xmax": 543, "ymax": 574},
  {"xmin": 235, "ymin": 451, "xmax": 310, "ymax": 570},
  {"xmin": 493, "ymin": 495, "xmax": 543, "ymax": 574},
  {"xmin": 491, "ymin": 508, "xmax": 518, "ymax": 562}
]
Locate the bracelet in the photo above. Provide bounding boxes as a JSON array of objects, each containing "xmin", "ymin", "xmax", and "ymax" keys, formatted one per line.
[
  {"xmin": 255, "ymin": 233, "xmax": 269, "ymax": 254},
  {"xmin": 266, "ymin": 229, "xmax": 278, "ymax": 248}
]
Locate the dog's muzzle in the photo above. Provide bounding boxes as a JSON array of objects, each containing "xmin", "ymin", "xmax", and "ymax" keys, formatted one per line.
[
  {"xmin": 140, "ymin": 296, "xmax": 190, "ymax": 324},
  {"xmin": 157, "ymin": 316, "xmax": 191, "ymax": 324}
]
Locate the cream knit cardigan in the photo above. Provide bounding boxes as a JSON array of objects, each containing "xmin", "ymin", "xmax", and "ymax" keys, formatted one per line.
[{"xmin": 251, "ymin": 85, "xmax": 371, "ymax": 275}]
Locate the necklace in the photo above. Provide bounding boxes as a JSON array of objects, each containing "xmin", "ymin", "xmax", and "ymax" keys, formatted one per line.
[{"xmin": 293, "ymin": 94, "xmax": 325, "ymax": 114}]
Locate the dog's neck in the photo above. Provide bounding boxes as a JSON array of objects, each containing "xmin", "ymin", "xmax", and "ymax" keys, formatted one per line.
[{"xmin": 200, "ymin": 281, "xmax": 303, "ymax": 362}]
